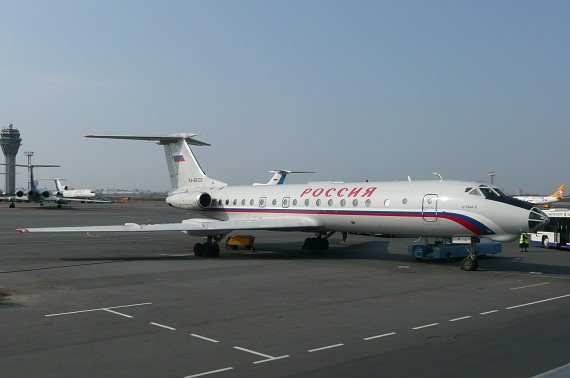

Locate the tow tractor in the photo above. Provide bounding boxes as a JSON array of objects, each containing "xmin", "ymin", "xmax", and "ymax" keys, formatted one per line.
[{"xmin": 408, "ymin": 237, "xmax": 502, "ymax": 261}]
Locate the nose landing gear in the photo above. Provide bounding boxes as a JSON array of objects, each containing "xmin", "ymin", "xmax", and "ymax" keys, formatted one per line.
[{"xmin": 460, "ymin": 237, "xmax": 479, "ymax": 271}]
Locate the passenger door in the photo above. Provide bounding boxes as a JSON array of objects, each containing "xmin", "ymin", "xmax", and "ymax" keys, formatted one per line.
[{"xmin": 422, "ymin": 194, "xmax": 438, "ymax": 222}]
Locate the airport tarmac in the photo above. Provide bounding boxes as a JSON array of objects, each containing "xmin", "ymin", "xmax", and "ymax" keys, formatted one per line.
[{"xmin": 1, "ymin": 201, "xmax": 569, "ymax": 378}]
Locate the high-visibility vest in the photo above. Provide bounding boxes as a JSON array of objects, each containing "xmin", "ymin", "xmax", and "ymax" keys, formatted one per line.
[{"xmin": 520, "ymin": 234, "xmax": 529, "ymax": 243}]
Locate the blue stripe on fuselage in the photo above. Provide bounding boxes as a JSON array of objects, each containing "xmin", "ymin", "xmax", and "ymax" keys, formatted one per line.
[{"xmin": 204, "ymin": 208, "xmax": 494, "ymax": 235}]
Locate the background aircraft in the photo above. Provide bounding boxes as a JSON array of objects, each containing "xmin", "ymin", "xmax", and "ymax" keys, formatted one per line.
[
  {"xmin": 514, "ymin": 184, "xmax": 565, "ymax": 205},
  {"xmin": 17, "ymin": 133, "xmax": 549, "ymax": 271},
  {"xmin": 253, "ymin": 170, "xmax": 314, "ymax": 185},
  {"xmin": 4, "ymin": 164, "xmax": 111, "ymax": 208},
  {"xmin": 52, "ymin": 178, "xmax": 97, "ymax": 199}
]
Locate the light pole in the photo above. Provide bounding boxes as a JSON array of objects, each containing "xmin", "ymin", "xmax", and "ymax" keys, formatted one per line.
[{"xmin": 24, "ymin": 151, "xmax": 34, "ymax": 190}]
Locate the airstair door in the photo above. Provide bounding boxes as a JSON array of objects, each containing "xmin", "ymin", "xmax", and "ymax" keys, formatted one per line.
[{"xmin": 422, "ymin": 194, "xmax": 438, "ymax": 222}]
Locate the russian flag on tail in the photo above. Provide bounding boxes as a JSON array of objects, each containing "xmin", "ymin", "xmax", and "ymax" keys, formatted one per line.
[{"xmin": 173, "ymin": 155, "xmax": 185, "ymax": 162}]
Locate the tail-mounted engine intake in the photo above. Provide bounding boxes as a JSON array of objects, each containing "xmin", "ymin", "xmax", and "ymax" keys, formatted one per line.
[
  {"xmin": 16, "ymin": 189, "xmax": 26, "ymax": 197},
  {"xmin": 166, "ymin": 191, "xmax": 212, "ymax": 210}
]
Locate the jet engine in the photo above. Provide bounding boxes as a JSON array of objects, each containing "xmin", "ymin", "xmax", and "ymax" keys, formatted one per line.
[
  {"xmin": 15, "ymin": 189, "xmax": 26, "ymax": 197},
  {"xmin": 166, "ymin": 191, "xmax": 212, "ymax": 210},
  {"xmin": 41, "ymin": 190, "xmax": 51, "ymax": 198}
]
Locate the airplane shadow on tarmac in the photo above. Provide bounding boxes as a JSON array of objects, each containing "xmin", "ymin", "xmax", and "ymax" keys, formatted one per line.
[{"xmin": 58, "ymin": 239, "xmax": 570, "ymax": 277}]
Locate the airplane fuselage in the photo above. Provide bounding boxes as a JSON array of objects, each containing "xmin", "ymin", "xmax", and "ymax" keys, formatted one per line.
[
  {"xmin": 167, "ymin": 180, "xmax": 540, "ymax": 242},
  {"xmin": 57, "ymin": 189, "xmax": 96, "ymax": 199}
]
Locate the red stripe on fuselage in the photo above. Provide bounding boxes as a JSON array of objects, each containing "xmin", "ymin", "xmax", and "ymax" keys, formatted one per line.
[{"xmin": 204, "ymin": 208, "xmax": 489, "ymax": 235}]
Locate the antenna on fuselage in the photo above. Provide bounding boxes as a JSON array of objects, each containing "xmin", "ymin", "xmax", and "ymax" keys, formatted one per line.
[{"xmin": 432, "ymin": 172, "xmax": 443, "ymax": 182}]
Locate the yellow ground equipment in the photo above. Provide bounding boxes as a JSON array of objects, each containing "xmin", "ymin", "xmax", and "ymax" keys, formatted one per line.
[{"xmin": 225, "ymin": 235, "xmax": 255, "ymax": 250}]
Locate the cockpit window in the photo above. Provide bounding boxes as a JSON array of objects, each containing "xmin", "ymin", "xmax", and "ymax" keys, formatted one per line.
[
  {"xmin": 480, "ymin": 187, "xmax": 496, "ymax": 198},
  {"xmin": 493, "ymin": 188, "xmax": 507, "ymax": 196},
  {"xmin": 480, "ymin": 187, "xmax": 500, "ymax": 198},
  {"xmin": 465, "ymin": 187, "xmax": 473, "ymax": 192},
  {"xmin": 469, "ymin": 188, "xmax": 482, "ymax": 196}
]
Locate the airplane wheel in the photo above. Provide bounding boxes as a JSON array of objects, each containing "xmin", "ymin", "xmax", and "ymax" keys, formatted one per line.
[
  {"xmin": 212, "ymin": 244, "xmax": 220, "ymax": 257},
  {"xmin": 199, "ymin": 243, "xmax": 220, "ymax": 258},
  {"xmin": 460, "ymin": 257, "xmax": 478, "ymax": 271},
  {"xmin": 303, "ymin": 238, "xmax": 313, "ymax": 250},
  {"xmin": 317, "ymin": 238, "xmax": 329, "ymax": 250},
  {"xmin": 9, "ymin": 203, "xmax": 15, "ymax": 208},
  {"xmin": 194, "ymin": 243, "xmax": 203, "ymax": 257}
]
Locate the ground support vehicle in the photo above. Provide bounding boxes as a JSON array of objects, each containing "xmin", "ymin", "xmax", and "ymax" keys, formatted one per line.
[
  {"xmin": 409, "ymin": 238, "xmax": 502, "ymax": 261},
  {"xmin": 530, "ymin": 209, "xmax": 570, "ymax": 249}
]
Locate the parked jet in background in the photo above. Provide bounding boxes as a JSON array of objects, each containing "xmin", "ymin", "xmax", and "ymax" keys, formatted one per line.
[
  {"xmin": 253, "ymin": 170, "xmax": 314, "ymax": 185},
  {"xmin": 17, "ymin": 133, "xmax": 549, "ymax": 271},
  {"xmin": 514, "ymin": 184, "xmax": 565, "ymax": 205},
  {"xmin": 2, "ymin": 163, "xmax": 60, "ymax": 207},
  {"xmin": 3, "ymin": 165, "xmax": 111, "ymax": 208},
  {"xmin": 52, "ymin": 179, "xmax": 97, "ymax": 199}
]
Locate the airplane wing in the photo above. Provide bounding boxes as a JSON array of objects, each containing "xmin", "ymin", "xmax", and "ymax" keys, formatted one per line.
[
  {"xmin": 38, "ymin": 196, "xmax": 113, "ymax": 204},
  {"xmin": 56, "ymin": 198, "xmax": 114, "ymax": 204},
  {"xmin": 17, "ymin": 217, "xmax": 320, "ymax": 234}
]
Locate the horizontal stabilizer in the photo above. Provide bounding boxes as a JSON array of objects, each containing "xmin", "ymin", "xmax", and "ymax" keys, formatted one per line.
[
  {"xmin": 1, "ymin": 164, "xmax": 60, "ymax": 168},
  {"xmin": 85, "ymin": 133, "xmax": 210, "ymax": 146}
]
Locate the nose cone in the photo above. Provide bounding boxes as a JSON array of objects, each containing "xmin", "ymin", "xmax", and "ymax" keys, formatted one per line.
[{"xmin": 528, "ymin": 207, "xmax": 549, "ymax": 231}]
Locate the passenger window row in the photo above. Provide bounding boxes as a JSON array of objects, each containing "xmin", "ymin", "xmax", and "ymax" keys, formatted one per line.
[{"xmin": 210, "ymin": 197, "xmax": 408, "ymax": 208}]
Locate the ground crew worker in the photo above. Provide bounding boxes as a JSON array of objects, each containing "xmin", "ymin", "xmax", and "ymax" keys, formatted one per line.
[{"xmin": 519, "ymin": 233, "xmax": 530, "ymax": 252}]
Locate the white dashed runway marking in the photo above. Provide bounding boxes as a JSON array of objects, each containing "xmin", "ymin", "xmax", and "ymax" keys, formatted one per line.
[
  {"xmin": 308, "ymin": 343, "xmax": 344, "ymax": 352},
  {"xmin": 42, "ymin": 294, "xmax": 570, "ymax": 378},
  {"xmin": 449, "ymin": 316, "xmax": 472, "ymax": 322},
  {"xmin": 412, "ymin": 323, "xmax": 439, "ymax": 330},
  {"xmin": 233, "ymin": 346, "xmax": 290, "ymax": 364},
  {"xmin": 184, "ymin": 367, "xmax": 234, "ymax": 378},
  {"xmin": 191, "ymin": 334, "xmax": 220, "ymax": 343},
  {"xmin": 150, "ymin": 322, "xmax": 176, "ymax": 331},
  {"xmin": 102, "ymin": 309, "xmax": 134, "ymax": 318},
  {"xmin": 363, "ymin": 332, "xmax": 396, "ymax": 341}
]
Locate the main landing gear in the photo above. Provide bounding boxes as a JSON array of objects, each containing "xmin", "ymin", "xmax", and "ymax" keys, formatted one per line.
[
  {"xmin": 303, "ymin": 232, "xmax": 335, "ymax": 251},
  {"xmin": 193, "ymin": 235, "xmax": 222, "ymax": 257},
  {"xmin": 460, "ymin": 237, "xmax": 479, "ymax": 271}
]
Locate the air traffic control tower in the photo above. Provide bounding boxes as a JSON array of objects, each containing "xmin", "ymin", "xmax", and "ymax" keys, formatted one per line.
[{"xmin": 1, "ymin": 124, "xmax": 22, "ymax": 195}]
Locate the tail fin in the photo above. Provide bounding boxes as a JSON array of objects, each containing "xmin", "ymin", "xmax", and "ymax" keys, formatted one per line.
[
  {"xmin": 550, "ymin": 184, "xmax": 565, "ymax": 198},
  {"xmin": 85, "ymin": 133, "xmax": 227, "ymax": 190},
  {"xmin": 54, "ymin": 179, "xmax": 67, "ymax": 191}
]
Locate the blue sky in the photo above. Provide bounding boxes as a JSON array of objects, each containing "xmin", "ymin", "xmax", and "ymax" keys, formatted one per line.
[{"xmin": 1, "ymin": 1, "xmax": 568, "ymax": 193}]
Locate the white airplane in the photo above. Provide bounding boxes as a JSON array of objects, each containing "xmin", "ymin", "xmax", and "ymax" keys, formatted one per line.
[
  {"xmin": 253, "ymin": 170, "xmax": 314, "ymax": 185},
  {"xmin": 16, "ymin": 133, "xmax": 549, "ymax": 271},
  {"xmin": 514, "ymin": 184, "xmax": 565, "ymax": 205},
  {"xmin": 52, "ymin": 179, "xmax": 97, "ymax": 199}
]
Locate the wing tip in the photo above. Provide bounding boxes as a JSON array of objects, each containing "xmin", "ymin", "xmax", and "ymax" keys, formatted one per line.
[{"xmin": 16, "ymin": 228, "xmax": 29, "ymax": 233}]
